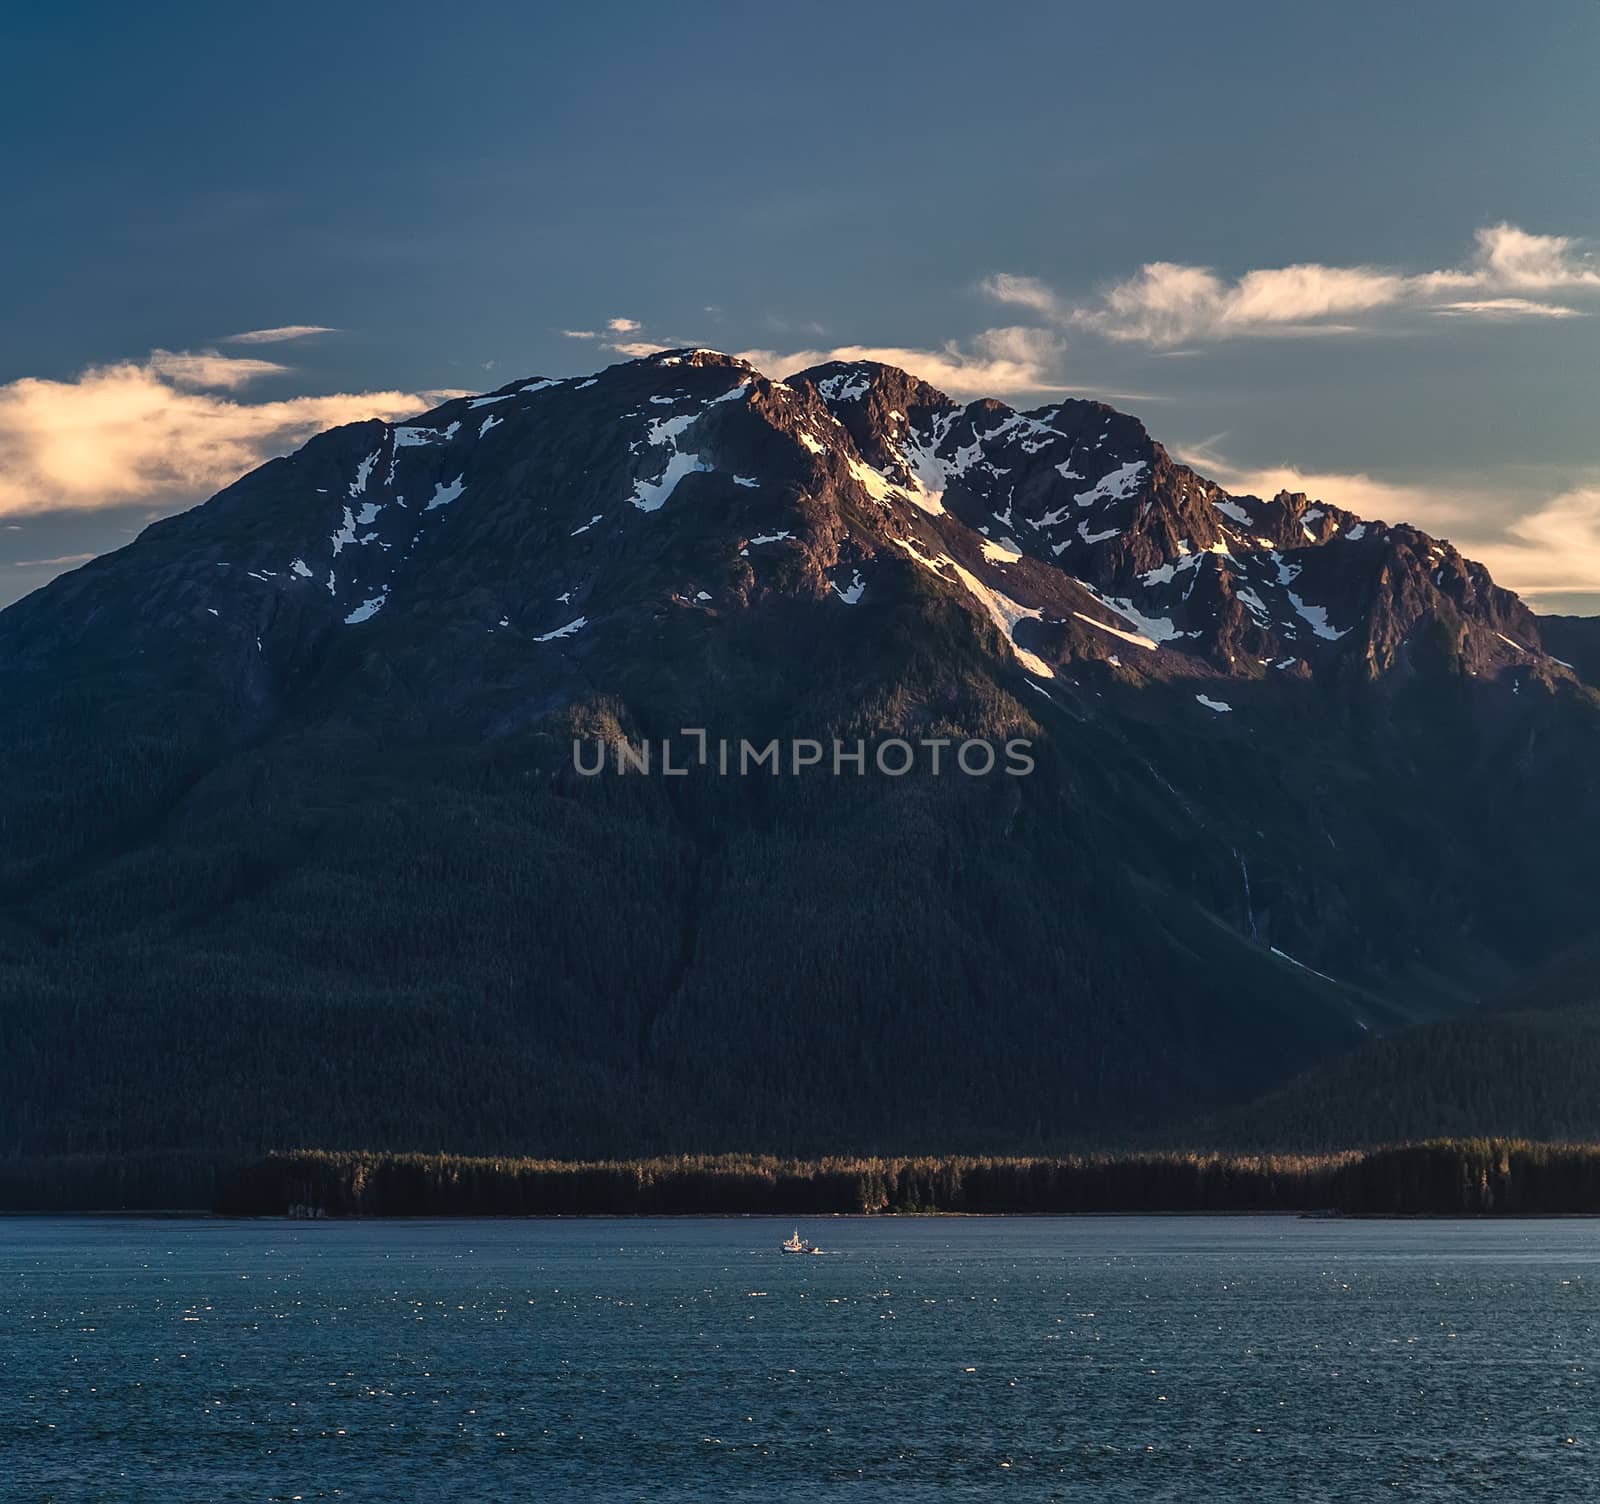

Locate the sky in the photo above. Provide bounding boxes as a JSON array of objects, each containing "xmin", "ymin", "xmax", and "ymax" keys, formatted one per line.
[{"xmin": 2, "ymin": 1, "xmax": 1598, "ymax": 609}]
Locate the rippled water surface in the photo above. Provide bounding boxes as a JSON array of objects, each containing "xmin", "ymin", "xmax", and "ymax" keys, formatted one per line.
[{"xmin": 2, "ymin": 1215, "xmax": 1598, "ymax": 1500}]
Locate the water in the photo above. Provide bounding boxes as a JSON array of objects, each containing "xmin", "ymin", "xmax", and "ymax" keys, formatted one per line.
[{"xmin": 1, "ymin": 1215, "xmax": 1597, "ymax": 1501}]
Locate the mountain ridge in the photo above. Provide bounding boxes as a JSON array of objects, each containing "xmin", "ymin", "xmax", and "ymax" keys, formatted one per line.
[{"xmin": 8, "ymin": 346, "xmax": 1574, "ymax": 705}]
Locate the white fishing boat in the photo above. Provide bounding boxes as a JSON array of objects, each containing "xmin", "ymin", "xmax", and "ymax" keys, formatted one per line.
[{"xmin": 783, "ymin": 1228, "xmax": 826, "ymax": 1255}]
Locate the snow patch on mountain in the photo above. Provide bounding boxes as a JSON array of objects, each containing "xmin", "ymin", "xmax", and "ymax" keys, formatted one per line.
[
  {"xmin": 848, "ymin": 458, "xmax": 897, "ymax": 505},
  {"xmin": 1287, "ymin": 591, "xmax": 1349, "ymax": 641},
  {"xmin": 817, "ymin": 371, "xmax": 871, "ymax": 403},
  {"xmin": 345, "ymin": 588, "xmax": 389, "ymax": 625},
  {"xmin": 1074, "ymin": 612, "xmax": 1159, "ymax": 651},
  {"xmin": 892, "ymin": 538, "xmax": 1054, "ymax": 678},
  {"xmin": 348, "ymin": 450, "xmax": 380, "ymax": 499},
  {"xmin": 533, "ymin": 616, "xmax": 588, "ymax": 642},
  {"xmin": 1075, "ymin": 461, "xmax": 1147, "ymax": 508},
  {"xmin": 467, "ymin": 378, "xmax": 558, "ymax": 410},
  {"xmin": 387, "ymin": 422, "xmax": 458, "ymax": 485},
  {"xmin": 1076, "ymin": 581, "xmax": 1187, "ymax": 645},
  {"xmin": 897, "ymin": 415, "xmax": 960, "ymax": 514},
  {"xmin": 631, "ymin": 407, "xmax": 720, "ymax": 512},
  {"xmin": 832, "ymin": 569, "xmax": 866, "ymax": 604},
  {"xmin": 424, "ymin": 476, "xmax": 466, "ymax": 512},
  {"xmin": 330, "ymin": 508, "xmax": 377, "ymax": 556}
]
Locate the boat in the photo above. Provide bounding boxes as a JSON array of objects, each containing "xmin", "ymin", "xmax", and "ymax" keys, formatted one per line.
[{"xmin": 782, "ymin": 1229, "xmax": 827, "ymax": 1255}]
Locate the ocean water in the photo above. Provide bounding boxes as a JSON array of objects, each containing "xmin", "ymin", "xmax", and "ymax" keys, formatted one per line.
[{"xmin": 0, "ymin": 1215, "xmax": 1596, "ymax": 1501}]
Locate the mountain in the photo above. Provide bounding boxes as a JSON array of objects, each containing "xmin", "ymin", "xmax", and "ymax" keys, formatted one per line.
[
  {"xmin": 1211, "ymin": 937, "xmax": 1600, "ymax": 1149},
  {"xmin": 2, "ymin": 348, "xmax": 1598, "ymax": 1161},
  {"xmin": 1534, "ymin": 614, "xmax": 1600, "ymax": 689}
]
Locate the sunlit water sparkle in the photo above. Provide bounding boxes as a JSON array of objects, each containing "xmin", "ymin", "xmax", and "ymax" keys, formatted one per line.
[{"xmin": 1, "ymin": 1215, "xmax": 1596, "ymax": 1500}]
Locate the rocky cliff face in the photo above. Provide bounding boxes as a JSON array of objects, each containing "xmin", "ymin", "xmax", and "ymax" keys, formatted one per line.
[
  {"xmin": 0, "ymin": 349, "xmax": 1595, "ymax": 1158},
  {"xmin": 6, "ymin": 347, "xmax": 1557, "ymax": 721}
]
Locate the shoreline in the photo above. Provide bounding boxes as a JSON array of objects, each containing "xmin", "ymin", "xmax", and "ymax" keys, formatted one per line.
[
  {"xmin": 11, "ymin": 1207, "xmax": 1600, "ymax": 1224},
  {"xmin": 8, "ymin": 1140, "xmax": 1600, "ymax": 1218}
]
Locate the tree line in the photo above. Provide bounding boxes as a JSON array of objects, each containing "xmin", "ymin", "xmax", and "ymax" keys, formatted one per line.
[{"xmin": 0, "ymin": 1140, "xmax": 1555, "ymax": 1216}]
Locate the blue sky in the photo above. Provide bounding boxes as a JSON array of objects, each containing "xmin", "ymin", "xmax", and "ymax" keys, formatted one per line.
[{"xmin": 3, "ymin": 1, "xmax": 1598, "ymax": 607}]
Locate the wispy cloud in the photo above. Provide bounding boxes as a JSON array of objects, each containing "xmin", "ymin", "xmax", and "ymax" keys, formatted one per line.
[
  {"xmin": 977, "ymin": 274, "xmax": 1065, "ymax": 321},
  {"xmin": 566, "ymin": 319, "xmax": 654, "ymax": 354},
  {"xmin": 1434, "ymin": 297, "xmax": 1581, "ymax": 320},
  {"xmin": 11, "ymin": 551, "xmax": 96, "ymax": 569},
  {"xmin": 583, "ymin": 307, "xmax": 1128, "ymax": 400},
  {"xmin": 609, "ymin": 340, "xmax": 676, "ymax": 358},
  {"xmin": 145, "ymin": 349, "xmax": 290, "ymax": 389},
  {"xmin": 988, "ymin": 223, "xmax": 1600, "ymax": 345},
  {"xmin": 1482, "ymin": 487, "xmax": 1600, "ymax": 602},
  {"xmin": 222, "ymin": 325, "xmax": 338, "ymax": 345},
  {"xmin": 740, "ymin": 327, "xmax": 1069, "ymax": 398},
  {"xmin": 0, "ymin": 353, "xmax": 430, "ymax": 518}
]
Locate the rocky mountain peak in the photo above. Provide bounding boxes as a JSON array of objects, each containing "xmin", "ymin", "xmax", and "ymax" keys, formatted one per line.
[{"xmin": 0, "ymin": 347, "xmax": 1578, "ymax": 721}]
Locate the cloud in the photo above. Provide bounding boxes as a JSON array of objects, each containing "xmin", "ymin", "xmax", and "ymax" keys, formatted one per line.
[
  {"xmin": 1472, "ymin": 223, "xmax": 1600, "ymax": 290},
  {"xmin": 1433, "ymin": 297, "xmax": 1582, "ymax": 320},
  {"xmin": 759, "ymin": 313, "xmax": 828, "ymax": 337},
  {"xmin": 145, "ymin": 349, "xmax": 290, "ymax": 389},
  {"xmin": 979, "ymin": 274, "xmax": 1064, "ymax": 320},
  {"xmin": 11, "ymin": 552, "xmax": 96, "ymax": 569},
  {"xmin": 739, "ymin": 326, "xmax": 1069, "ymax": 398},
  {"xmin": 1087, "ymin": 262, "xmax": 1420, "ymax": 343},
  {"xmin": 608, "ymin": 340, "xmax": 676, "ymax": 358},
  {"xmin": 0, "ymin": 353, "xmax": 431, "ymax": 518},
  {"xmin": 607, "ymin": 317, "xmax": 642, "ymax": 333},
  {"xmin": 560, "ymin": 329, "xmax": 598, "ymax": 340},
  {"xmin": 1473, "ymin": 488, "xmax": 1600, "ymax": 601},
  {"xmin": 1004, "ymin": 223, "xmax": 1600, "ymax": 345},
  {"xmin": 583, "ymin": 309, "xmax": 1083, "ymax": 398},
  {"xmin": 221, "ymin": 325, "xmax": 338, "ymax": 345}
]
